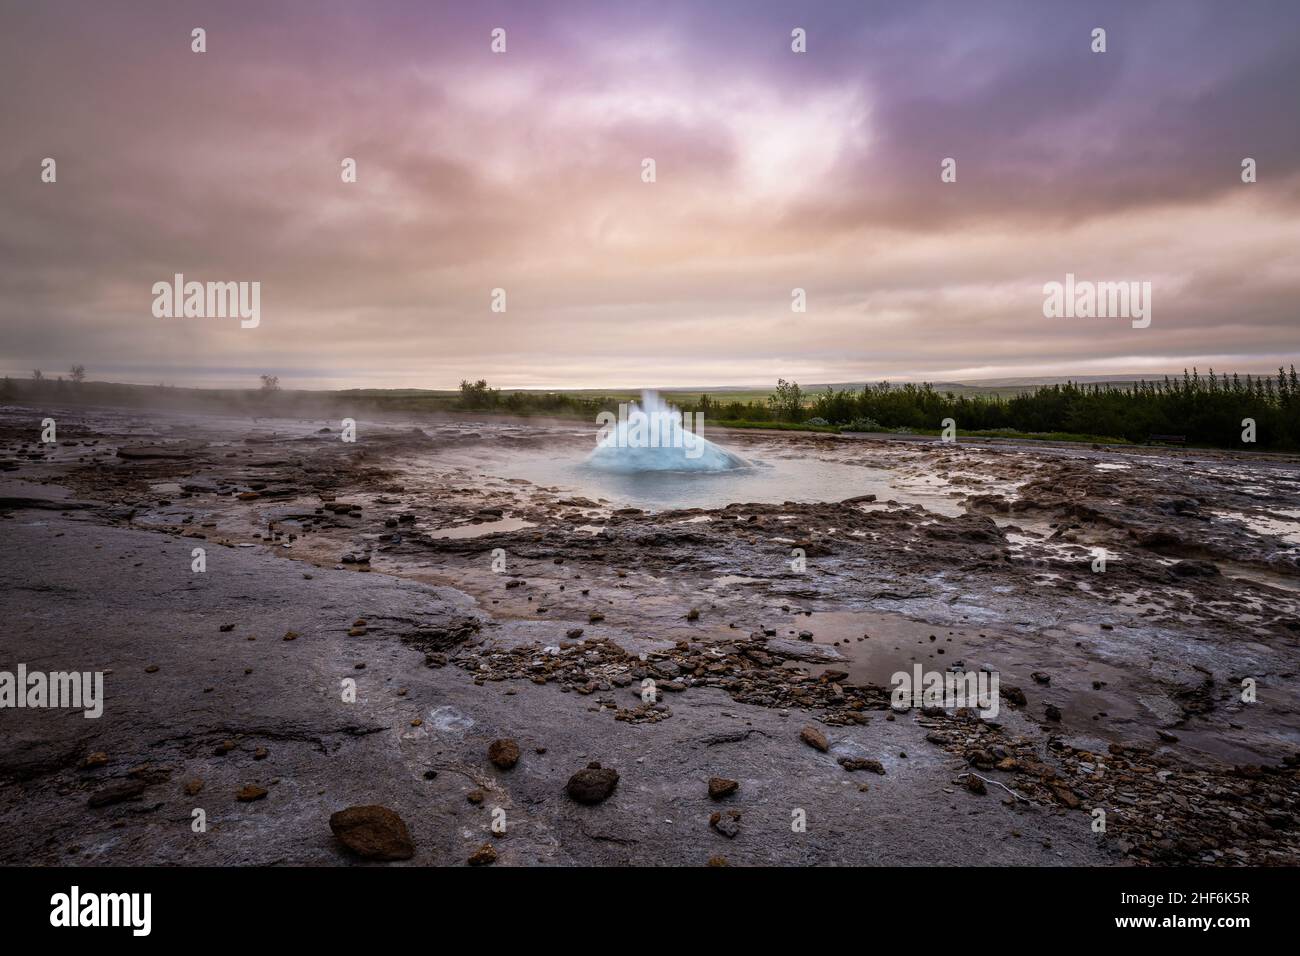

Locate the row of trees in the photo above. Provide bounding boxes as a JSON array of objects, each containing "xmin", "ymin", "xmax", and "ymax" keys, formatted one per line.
[
  {"xmin": 700, "ymin": 368, "xmax": 1299, "ymax": 449},
  {"xmin": 455, "ymin": 369, "xmax": 1299, "ymax": 448},
  {"xmin": 12, "ymin": 368, "xmax": 1286, "ymax": 450}
]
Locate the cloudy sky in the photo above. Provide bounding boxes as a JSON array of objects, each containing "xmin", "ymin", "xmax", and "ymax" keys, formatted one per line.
[{"xmin": 1, "ymin": 0, "xmax": 1298, "ymax": 389}]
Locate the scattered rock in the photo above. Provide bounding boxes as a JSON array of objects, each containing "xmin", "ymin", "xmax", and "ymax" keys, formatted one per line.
[
  {"xmin": 329, "ymin": 805, "xmax": 415, "ymax": 861},
  {"xmin": 838, "ymin": 757, "xmax": 885, "ymax": 774},
  {"xmin": 1051, "ymin": 785, "xmax": 1082, "ymax": 810},
  {"xmin": 708, "ymin": 777, "xmax": 739, "ymax": 800},
  {"xmin": 710, "ymin": 810, "xmax": 742, "ymax": 838},
  {"xmin": 468, "ymin": 843, "xmax": 497, "ymax": 866},
  {"xmin": 799, "ymin": 726, "xmax": 829, "ymax": 752},
  {"xmin": 488, "ymin": 738, "xmax": 520, "ymax": 770},
  {"xmin": 566, "ymin": 762, "xmax": 619, "ymax": 804}
]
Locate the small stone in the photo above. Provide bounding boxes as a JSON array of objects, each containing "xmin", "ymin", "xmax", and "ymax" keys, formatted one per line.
[
  {"xmin": 183, "ymin": 779, "xmax": 203, "ymax": 796},
  {"xmin": 282, "ymin": 631, "xmax": 298, "ymax": 641},
  {"xmin": 144, "ymin": 665, "xmax": 159, "ymax": 673},
  {"xmin": 236, "ymin": 784, "xmax": 268, "ymax": 802},
  {"xmin": 488, "ymin": 738, "xmax": 521, "ymax": 770},
  {"xmin": 838, "ymin": 757, "xmax": 885, "ymax": 774},
  {"xmin": 214, "ymin": 740, "xmax": 236, "ymax": 755},
  {"xmin": 468, "ymin": 843, "xmax": 497, "ymax": 866},
  {"xmin": 253, "ymin": 747, "xmax": 269, "ymax": 760},
  {"xmin": 710, "ymin": 810, "xmax": 742, "ymax": 838},
  {"xmin": 81, "ymin": 751, "xmax": 109, "ymax": 769},
  {"xmin": 566, "ymin": 762, "xmax": 619, "ymax": 804},
  {"xmin": 965, "ymin": 775, "xmax": 987, "ymax": 795},
  {"xmin": 1052, "ymin": 785, "xmax": 1082, "ymax": 809},
  {"xmin": 329, "ymin": 805, "xmax": 415, "ymax": 861},
  {"xmin": 1000, "ymin": 685, "xmax": 1027, "ymax": 707},
  {"xmin": 467, "ymin": 789, "xmax": 485, "ymax": 804},
  {"xmin": 799, "ymin": 726, "xmax": 829, "ymax": 752},
  {"xmin": 708, "ymin": 777, "xmax": 739, "ymax": 800}
]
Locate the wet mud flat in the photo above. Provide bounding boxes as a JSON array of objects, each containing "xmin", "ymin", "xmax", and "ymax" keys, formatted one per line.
[{"xmin": 1, "ymin": 402, "xmax": 1298, "ymax": 866}]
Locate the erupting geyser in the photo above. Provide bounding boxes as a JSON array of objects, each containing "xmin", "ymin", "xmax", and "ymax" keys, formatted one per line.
[{"xmin": 586, "ymin": 391, "xmax": 751, "ymax": 473}]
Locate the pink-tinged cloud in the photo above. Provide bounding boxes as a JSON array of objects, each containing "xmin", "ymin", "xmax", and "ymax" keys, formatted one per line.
[{"xmin": 1, "ymin": 0, "xmax": 1297, "ymax": 389}]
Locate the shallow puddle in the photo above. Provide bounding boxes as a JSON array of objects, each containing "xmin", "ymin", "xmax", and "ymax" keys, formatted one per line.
[
  {"xmin": 447, "ymin": 446, "xmax": 969, "ymax": 515},
  {"xmin": 771, "ymin": 610, "xmax": 977, "ymax": 688},
  {"xmin": 428, "ymin": 516, "xmax": 536, "ymax": 539}
]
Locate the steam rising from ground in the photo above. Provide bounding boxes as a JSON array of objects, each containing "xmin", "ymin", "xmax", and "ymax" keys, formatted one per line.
[{"xmin": 586, "ymin": 391, "xmax": 750, "ymax": 473}]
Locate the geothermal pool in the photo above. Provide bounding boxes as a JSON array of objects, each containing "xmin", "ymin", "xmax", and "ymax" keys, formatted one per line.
[
  {"xmin": 436, "ymin": 392, "xmax": 941, "ymax": 511},
  {"xmin": 485, "ymin": 449, "xmax": 966, "ymax": 513},
  {"xmin": 442, "ymin": 393, "xmax": 972, "ymax": 512}
]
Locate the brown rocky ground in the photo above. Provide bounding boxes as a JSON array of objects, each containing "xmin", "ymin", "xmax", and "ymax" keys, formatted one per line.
[{"xmin": 1, "ymin": 402, "xmax": 1297, "ymax": 865}]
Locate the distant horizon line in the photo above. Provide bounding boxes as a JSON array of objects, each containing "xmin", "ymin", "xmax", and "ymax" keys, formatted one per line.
[{"xmin": 8, "ymin": 367, "xmax": 1298, "ymax": 395}]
